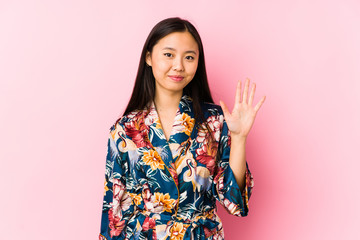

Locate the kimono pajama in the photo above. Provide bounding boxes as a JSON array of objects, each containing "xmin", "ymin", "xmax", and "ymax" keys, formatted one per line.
[{"xmin": 99, "ymin": 94, "xmax": 254, "ymax": 240}]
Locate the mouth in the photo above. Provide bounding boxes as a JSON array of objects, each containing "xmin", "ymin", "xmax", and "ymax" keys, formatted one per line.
[{"xmin": 168, "ymin": 75, "xmax": 184, "ymax": 82}]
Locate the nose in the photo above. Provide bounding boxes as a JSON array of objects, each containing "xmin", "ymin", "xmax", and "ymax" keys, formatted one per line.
[{"xmin": 172, "ymin": 57, "xmax": 184, "ymax": 71}]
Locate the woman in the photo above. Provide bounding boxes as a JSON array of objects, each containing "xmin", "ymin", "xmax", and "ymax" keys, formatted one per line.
[{"xmin": 99, "ymin": 17, "xmax": 265, "ymax": 240}]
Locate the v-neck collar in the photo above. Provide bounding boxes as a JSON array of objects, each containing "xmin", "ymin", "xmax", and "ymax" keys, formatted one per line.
[{"xmin": 143, "ymin": 93, "xmax": 195, "ymax": 168}]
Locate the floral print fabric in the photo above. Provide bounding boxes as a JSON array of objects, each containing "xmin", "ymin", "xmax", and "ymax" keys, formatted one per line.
[{"xmin": 99, "ymin": 94, "xmax": 254, "ymax": 240}]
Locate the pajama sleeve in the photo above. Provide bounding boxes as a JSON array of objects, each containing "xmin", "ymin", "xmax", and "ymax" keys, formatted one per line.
[
  {"xmin": 99, "ymin": 126, "xmax": 134, "ymax": 240},
  {"xmin": 211, "ymin": 117, "xmax": 254, "ymax": 217}
]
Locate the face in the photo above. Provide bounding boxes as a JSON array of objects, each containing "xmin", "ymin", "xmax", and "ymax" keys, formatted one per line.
[{"xmin": 146, "ymin": 31, "xmax": 199, "ymax": 97}]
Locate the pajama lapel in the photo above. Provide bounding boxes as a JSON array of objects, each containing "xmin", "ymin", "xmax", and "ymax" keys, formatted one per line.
[{"xmin": 143, "ymin": 94, "xmax": 196, "ymax": 176}]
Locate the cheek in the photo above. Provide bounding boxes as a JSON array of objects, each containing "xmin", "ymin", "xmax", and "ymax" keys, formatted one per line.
[
  {"xmin": 152, "ymin": 60, "xmax": 171, "ymax": 74},
  {"xmin": 189, "ymin": 62, "xmax": 199, "ymax": 76}
]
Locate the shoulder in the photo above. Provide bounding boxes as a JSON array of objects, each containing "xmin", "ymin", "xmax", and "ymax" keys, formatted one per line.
[
  {"xmin": 201, "ymin": 101, "xmax": 224, "ymax": 118},
  {"xmin": 108, "ymin": 109, "xmax": 145, "ymax": 133},
  {"xmin": 200, "ymin": 102, "xmax": 226, "ymax": 141}
]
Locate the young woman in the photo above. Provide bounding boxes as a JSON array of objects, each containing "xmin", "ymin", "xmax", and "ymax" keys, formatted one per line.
[{"xmin": 99, "ymin": 17, "xmax": 265, "ymax": 240}]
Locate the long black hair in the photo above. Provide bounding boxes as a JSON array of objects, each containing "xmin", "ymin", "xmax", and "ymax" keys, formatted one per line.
[{"xmin": 116, "ymin": 17, "xmax": 214, "ymax": 126}]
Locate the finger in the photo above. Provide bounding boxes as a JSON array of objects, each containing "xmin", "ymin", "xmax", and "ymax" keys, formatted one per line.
[
  {"xmin": 242, "ymin": 78, "xmax": 250, "ymax": 103},
  {"xmin": 235, "ymin": 80, "xmax": 242, "ymax": 104},
  {"xmin": 254, "ymin": 96, "xmax": 266, "ymax": 112},
  {"xmin": 249, "ymin": 82, "xmax": 256, "ymax": 106},
  {"xmin": 219, "ymin": 100, "xmax": 231, "ymax": 120}
]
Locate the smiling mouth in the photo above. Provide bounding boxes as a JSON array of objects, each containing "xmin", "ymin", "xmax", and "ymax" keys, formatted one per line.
[{"xmin": 168, "ymin": 75, "xmax": 184, "ymax": 82}]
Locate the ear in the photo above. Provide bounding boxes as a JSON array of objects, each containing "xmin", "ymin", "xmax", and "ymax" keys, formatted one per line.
[{"xmin": 145, "ymin": 51, "xmax": 152, "ymax": 66}]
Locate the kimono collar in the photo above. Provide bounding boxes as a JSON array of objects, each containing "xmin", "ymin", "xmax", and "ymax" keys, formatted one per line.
[
  {"xmin": 143, "ymin": 93, "xmax": 196, "ymax": 166},
  {"xmin": 144, "ymin": 93, "xmax": 195, "ymax": 138}
]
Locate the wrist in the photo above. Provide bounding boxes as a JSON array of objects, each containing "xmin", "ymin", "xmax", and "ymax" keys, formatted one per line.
[{"xmin": 230, "ymin": 132, "xmax": 247, "ymax": 143}]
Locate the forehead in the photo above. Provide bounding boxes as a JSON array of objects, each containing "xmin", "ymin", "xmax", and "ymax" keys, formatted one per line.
[{"xmin": 154, "ymin": 31, "xmax": 199, "ymax": 52}]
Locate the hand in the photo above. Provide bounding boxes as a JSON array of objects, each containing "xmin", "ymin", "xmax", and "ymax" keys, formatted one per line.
[{"xmin": 219, "ymin": 78, "xmax": 266, "ymax": 138}]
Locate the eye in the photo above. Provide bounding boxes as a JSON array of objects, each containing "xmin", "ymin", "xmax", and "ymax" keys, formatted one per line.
[
  {"xmin": 186, "ymin": 56, "xmax": 195, "ymax": 60},
  {"xmin": 164, "ymin": 53, "xmax": 173, "ymax": 57}
]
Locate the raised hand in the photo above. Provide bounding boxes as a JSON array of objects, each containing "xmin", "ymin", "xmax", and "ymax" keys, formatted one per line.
[{"xmin": 219, "ymin": 78, "xmax": 266, "ymax": 138}]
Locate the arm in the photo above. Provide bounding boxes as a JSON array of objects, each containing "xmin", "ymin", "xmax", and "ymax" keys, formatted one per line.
[
  {"xmin": 215, "ymin": 78, "xmax": 265, "ymax": 216},
  {"xmin": 219, "ymin": 78, "xmax": 265, "ymax": 191},
  {"xmin": 99, "ymin": 126, "xmax": 134, "ymax": 240},
  {"xmin": 212, "ymin": 118, "xmax": 254, "ymax": 217},
  {"xmin": 228, "ymin": 134, "xmax": 247, "ymax": 191}
]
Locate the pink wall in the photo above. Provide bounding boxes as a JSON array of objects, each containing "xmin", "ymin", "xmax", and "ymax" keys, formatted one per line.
[{"xmin": 1, "ymin": 0, "xmax": 359, "ymax": 239}]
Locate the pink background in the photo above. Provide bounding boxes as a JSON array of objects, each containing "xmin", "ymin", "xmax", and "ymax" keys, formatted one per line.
[{"xmin": 1, "ymin": 0, "xmax": 359, "ymax": 239}]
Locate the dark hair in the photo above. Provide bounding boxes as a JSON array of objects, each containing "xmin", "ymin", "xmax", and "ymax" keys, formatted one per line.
[{"xmin": 117, "ymin": 17, "xmax": 214, "ymax": 127}]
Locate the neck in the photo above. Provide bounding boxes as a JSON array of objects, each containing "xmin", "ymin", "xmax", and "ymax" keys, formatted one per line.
[{"xmin": 154, "ymin": 90, "xmax": 183, "ymax": 112}]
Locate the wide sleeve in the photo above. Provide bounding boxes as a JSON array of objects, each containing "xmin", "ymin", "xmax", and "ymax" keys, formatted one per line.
[
  {"xmin": 99, "ymin": 126, "xmax": 134, "ymax": 240},
  {"xmin": 211, "ymin": 118, "xmax": 254, "ymax": 217}
]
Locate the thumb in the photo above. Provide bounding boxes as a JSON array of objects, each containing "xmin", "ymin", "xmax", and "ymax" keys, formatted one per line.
[{"xmin": 219, "ymin": 100, "xmax": 231, "ymax": 120}]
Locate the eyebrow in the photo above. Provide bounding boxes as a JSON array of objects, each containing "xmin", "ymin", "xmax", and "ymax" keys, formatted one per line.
[{"xmin": 162, "ymin": 47, "xmax": 197, "ymax": 55}]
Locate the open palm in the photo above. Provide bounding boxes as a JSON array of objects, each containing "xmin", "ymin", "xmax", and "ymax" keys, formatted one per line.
[{"xmin": 220, "ymin": 78, "xmax": 266, "ymax": 137}]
